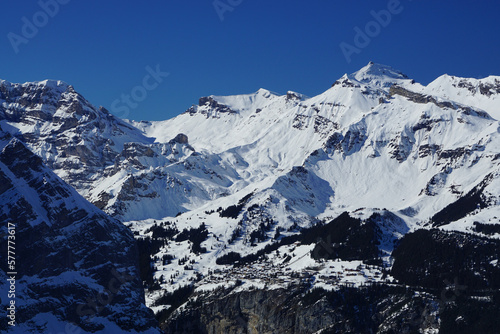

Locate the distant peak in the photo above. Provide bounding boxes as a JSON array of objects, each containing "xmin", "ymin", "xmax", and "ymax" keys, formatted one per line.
[
  {"xmin": 256, "ymin": 88, "xmax": 280, "ymax": 99},
  {"xmin": 25, "ymin": 79, "xmax": 70, "ymax": 92},
  {"xmin": 286, "ymin": 91, "xmax": 307, "ymax": 101},
  {"xmin": 433, "ymin": 73, "xmax": 500, "ymax": 83},
  {"xmin": 0, "ymin": 79, "xmax": 69, "ymax": 93},
  {"xmin": 339, "ymin": 63, "xmax": 410, "ymax": 89},
  {"xmin": 37, "ymin": 79, "xmax": 68, "ymax": 88},
  {"xmin": 351, "ymin": 62, "xmax": 409, "ymax": 82}
]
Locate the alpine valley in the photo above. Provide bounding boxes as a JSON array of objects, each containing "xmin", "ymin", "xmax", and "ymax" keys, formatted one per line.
[{"xmin": 1, "ymin": 62, "xmax": 500, "ymax": 333}]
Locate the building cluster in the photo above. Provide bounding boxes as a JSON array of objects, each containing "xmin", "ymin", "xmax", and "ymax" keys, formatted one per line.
[{"xmin": 200, "ymin": 259, "xmax": 388, "ymax": 289}]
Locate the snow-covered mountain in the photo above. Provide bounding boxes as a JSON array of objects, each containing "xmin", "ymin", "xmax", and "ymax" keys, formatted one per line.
[
  {"xmin": 0, "ymin": 79, "xmax": 236, "ymax": 222},
  {"xmin": 1, "ymin": 62, "xmax": 500, "ymax": 332},
  {"xmin": 130, "ymin": 62, "xmax": 500, "ymax": 229}
]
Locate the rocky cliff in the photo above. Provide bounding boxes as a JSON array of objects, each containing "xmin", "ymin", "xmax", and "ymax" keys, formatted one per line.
[{"xmin": 0, "ymin": 128, "xmax": 159, "ymax": 333}]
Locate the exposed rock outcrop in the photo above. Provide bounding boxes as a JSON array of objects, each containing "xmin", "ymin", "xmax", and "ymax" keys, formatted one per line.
[{"xmin": 0, "ymin": 132, "xmax": 159, "ymax": 333}]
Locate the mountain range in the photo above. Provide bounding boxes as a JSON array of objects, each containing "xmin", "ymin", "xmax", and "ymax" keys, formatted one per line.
[{"xmin": 1, "ymin": 62, "xmax": 500, "ymax": 333}]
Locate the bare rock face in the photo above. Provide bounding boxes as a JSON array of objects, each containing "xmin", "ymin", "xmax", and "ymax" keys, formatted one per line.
[
  {"xmin": 171, "ymin": 133, "xmax": 189, "ymax": 144},
  {"xmin": 453, "ymin": 78, "xmax": 500, "ymax": 96},
  {"xmin": 0, "ymin": 132, "xmax": 159, "ymax": 333},
  {"xmin": 197, "ymin": 96, "xmax": 236, "ymax": 114}
]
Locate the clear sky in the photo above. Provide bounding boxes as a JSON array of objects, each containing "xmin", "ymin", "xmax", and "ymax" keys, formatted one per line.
[{"xmin": 1, "ymin": 0, "xmax": 499, "ymax": 121}]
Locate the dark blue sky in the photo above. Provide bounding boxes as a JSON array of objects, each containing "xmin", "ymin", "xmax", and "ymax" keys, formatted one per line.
[{"xmin": 1, "ymin": 0, "xmax": 499, "ymax": 121}]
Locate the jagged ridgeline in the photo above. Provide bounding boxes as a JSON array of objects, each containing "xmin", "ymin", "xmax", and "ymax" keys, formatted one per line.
[{"xmin": 1, "ymin": 62, "xmax": 500, "ymax": 333}]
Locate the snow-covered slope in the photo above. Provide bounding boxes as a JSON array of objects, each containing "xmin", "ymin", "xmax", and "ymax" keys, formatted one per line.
[{"xmin": 417, "ymin": 74, "xmax": 500, "ymax": 119}]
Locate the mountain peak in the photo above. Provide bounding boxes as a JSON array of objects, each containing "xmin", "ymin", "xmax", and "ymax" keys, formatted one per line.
[
  {"xmin": 348, "ymin": 62, "xmax": 409, "ymax": 87},
  {"xmin": 354, "ymin": 62, "xmax": 408, "ymax": 79},
  {"xmin": 0, "ymin": 78, "xmax": 69, "ymax": 92},
  {"xmin": 256, "ymin": 88, "xmax": 273, "ymax": 97},
  {"xmin": 286, "ymin": 91, "xmax": 307, "ymax": 101},
  {"xmin": 36, "ymin": 79, "xmax": 69, "ymax": 89}
]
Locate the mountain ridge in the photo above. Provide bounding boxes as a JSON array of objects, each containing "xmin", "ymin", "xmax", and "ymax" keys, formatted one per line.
[{"xmin": 1, "ymin": 62, "xmax": 500, "ymax": 332}]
